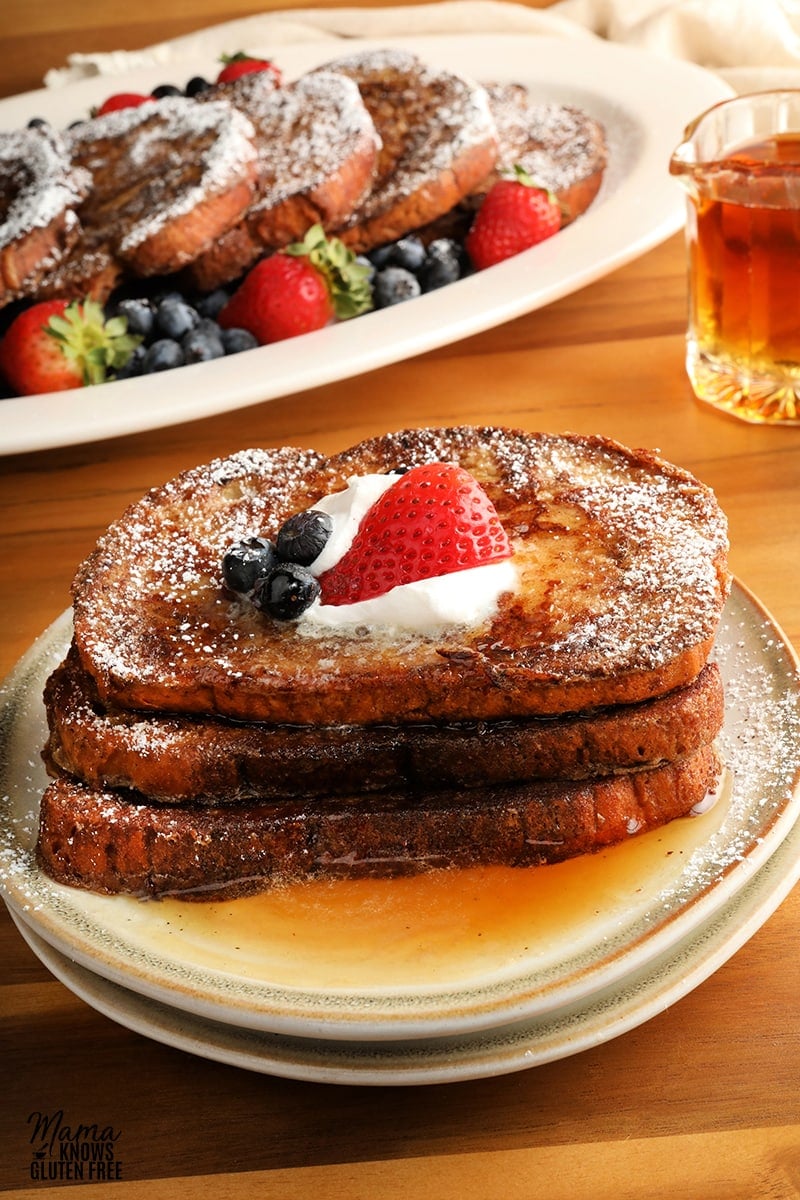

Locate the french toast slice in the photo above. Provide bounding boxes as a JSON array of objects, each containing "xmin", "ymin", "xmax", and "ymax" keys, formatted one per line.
[
  {"xmin": 36, "ymin": 743, "xmax": 722, "ymax": 899},
  {"xmin": 29, "ymin": 228, "xmax": 124, "ymax": 305},
  {"xmin": 70, "ymin": 427, "xmax": 730, "ymax": 727},
  {"xmin": 44, "ymin": 647, "xmax": 725, "ymax": 802},
  {"xmin": 0, "ymin": 126, "xmax": 90, "ymax": 307},
  {"xmin": 186, "ymin": 71, "xmax": 380, "ymax": 292},
  {"xmin": 312, "ymin": 49, "xmax": 499, "ymax": 253},
  {"xmin": 476, "ymin": 83, "xmax": 608, "ymax": 220},
  {"xmin": 63, "ymin": 95, "xmax": 259, "ymax": 278}
]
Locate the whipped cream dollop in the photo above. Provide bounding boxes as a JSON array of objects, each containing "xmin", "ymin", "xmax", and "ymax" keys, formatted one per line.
[{"xmin": 300, "ymin": 473, "xmax": 517, "ymax": 634}]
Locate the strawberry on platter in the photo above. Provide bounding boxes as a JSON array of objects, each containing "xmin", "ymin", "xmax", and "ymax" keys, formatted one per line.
[
  {"xmin": 93, "ymin": 92, "xmax": 154, "ymax": 117},
  {"xmin": 0, "ymin": 299, "xmax": 140, "ymax": 396},
  {"xmin": 219, "ymin": 224, "xmax": 373, "ymax": 345},
  {"xmin": 465, "ymin": 166, "xmax": 562, "ymax": 271},
  {"xmin": 216, "ymin": 51, "xmax": 282, "ymax": 86}
]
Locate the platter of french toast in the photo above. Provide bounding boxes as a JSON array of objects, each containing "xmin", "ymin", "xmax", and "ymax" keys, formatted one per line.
[
  {"xmin": 0, "ymin": 33, "xmax": 732, "ymax": 454},
  {"xmin": 2, "ymin": 424, "xmax": 799, "ymax": 1081}
]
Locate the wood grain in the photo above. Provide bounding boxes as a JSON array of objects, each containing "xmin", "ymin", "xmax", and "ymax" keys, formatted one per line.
[{"xmin": 1, "ymin": 5, "xmax": 800, "ymax": 1195}]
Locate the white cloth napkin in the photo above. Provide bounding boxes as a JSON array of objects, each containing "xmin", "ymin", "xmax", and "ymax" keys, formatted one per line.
[{"xmin": 44, "ymin": 0, "xmax": 800, "ymax": 93}]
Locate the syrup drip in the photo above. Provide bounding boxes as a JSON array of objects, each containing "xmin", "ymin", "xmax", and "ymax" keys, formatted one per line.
[{"xmin": 123, "ymin": 773, "xmax": 732, "ymax": 993}]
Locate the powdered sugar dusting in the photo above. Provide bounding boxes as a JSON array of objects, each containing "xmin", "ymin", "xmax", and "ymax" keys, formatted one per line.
[
  {"xmin": 318, "ymin": 49, "xmax": 497, "ymax": 222},
  {"xmin": 651, "ymin": 609, "xmax": 800, "ymax": 911},
  {"xmin": 218, "ymin": 71, "xmax": 380, "ymax": 211},
  {"xmin": 0, "ymin": 126, "xmax": 89, "ymax": 248},
  {"xmin": 66, "ymin": 96, "xmax": 257, "ymax": 255},
  {"xmin": 486, "ymin": 83, "xmax": 607, "ymax": 193}
]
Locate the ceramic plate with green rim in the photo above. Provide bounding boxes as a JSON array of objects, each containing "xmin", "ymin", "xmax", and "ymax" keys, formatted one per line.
[{"xmin": 1, "ymin": 581, "xmax": 799, "ymax": 1042}]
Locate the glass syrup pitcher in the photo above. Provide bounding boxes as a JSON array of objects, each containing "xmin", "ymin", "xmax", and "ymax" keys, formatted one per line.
[{"xmin": 670, "ymin": 90, "xmax": 800, "ymax": 425}]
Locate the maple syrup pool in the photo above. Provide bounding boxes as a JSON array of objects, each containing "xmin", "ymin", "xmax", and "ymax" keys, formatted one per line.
[{"xmin": 111, "ymin": 774, "xmax": 732, "ymax": 994}]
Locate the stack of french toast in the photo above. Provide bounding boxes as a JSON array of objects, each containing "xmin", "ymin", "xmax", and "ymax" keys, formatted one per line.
[
  {"xmin": 38, "ymin": 426, "xmax": 731, "ymax": 900},
  {"xmin": 0, "ymin": 47, "xmax": 608, "ymax": 310}
]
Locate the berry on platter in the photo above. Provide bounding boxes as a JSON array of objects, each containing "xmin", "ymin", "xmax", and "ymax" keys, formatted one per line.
[
  {"xmin": 216, "ymin": 51, "xmax": 282, "ymax": 86},
  {"xmin": 219, "ymin": 224, "xmax": 373, "ymax": 344},
  {"xmin": 318, "ymin": 462, "xmax": 512, "ymax": 606},
  {"xmin": 93, "ymin": 92, "xmax": 153, "ymax": 117},
  {"xmin": 465, "ymin": 166, "xmax": 562, "ymax": 271},
  {"xmin": 0, "ymin": 299, "xmax": 140, "ymax": 395}
]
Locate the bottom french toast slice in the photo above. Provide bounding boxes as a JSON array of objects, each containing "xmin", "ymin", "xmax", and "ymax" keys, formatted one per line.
[
  {"xmin": 36, "ymin": 744, "xmax": 722, "ymax": 900},
  {"xmin": 44, "ymin": 647, "xmax": 725, "ymax": 803}
]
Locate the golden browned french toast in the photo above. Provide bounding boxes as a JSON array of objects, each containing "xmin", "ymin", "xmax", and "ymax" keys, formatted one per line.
[
  {"xmin": 70, "ymin": 427, "xmax": 730, "ymax": 728},
  {"xmin": 63, "ymin": 94, "xmax": 259, "ymax": 278},
  {"xmin": 44, "ymin": 646, "xmax": 725, "ymax": 803},
  {"xmin": 37, "ymin": 743, "xmax": 721, "ymax": 899},
  {"xmin": 0, "ymin": 126, "xmax": 90, "ymax": 306},
  {"xmin": 477, "ymin": 83, "xmax": 608, "ymax": 222},
  {"xmin": 186, "ymin": 70, "xmax": 380, "ymax": 292},
  {"xmin": 311, "ymin": 48, "xmax": 499, "ymax": 253},
  {"xmin": 29, "ymin": 228, "xmax": 123, "ymax": 305}
]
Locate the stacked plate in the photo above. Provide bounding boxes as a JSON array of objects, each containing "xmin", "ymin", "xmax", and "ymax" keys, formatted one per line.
[{"xmin": 2, "ymin": 581, "xmax": 799, "ymax": 1085}]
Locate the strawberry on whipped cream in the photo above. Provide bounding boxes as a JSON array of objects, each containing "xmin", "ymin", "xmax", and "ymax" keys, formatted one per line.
[{"xmin": 301, "ymin": 470, "xmax": 517, "ymax": 633}]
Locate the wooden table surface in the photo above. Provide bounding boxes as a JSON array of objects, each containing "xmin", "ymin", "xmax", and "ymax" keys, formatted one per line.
[{"xmin": 2, "ymin": 4, "xmax": 800, "ymax": 1197}]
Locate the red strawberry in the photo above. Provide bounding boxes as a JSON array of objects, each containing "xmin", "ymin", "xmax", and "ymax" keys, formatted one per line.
[
  {"xmin": 94, "ymin": 92, "xmax": 152, "ymax": 117},
  {"xmin": 220, "ymin": 255, "xmax": 333, "ymax": 343},
  {"xmin": 317, "ymin": 463, "xmax": 512, "ymax": 606},
  {"xmin": 0, "ymin": 299, "xmax": 141, "ymax": 396},
  {"xmin": 216, "ymin": 52, "xmax": 282, "ymax": 86},
  {"xmin": 219, "ymin": 224, "xmax": 372, "ymax": 344},
  {"xmin": 465, "ymin": 166, "xmax": 562, "ymax": 270}
]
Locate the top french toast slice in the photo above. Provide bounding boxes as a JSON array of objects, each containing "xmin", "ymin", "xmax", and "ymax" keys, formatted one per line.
[
  {"xmin": 312, "ymin": 48, "xmax": 499, "ymax": 253},
  {"xmin": 64, "ymin": 94, "xmax": 259, "ymax": 277},
  {"xmin": 0, "ymin": 126, "xmax": 90, "ymax": 307},
  {"xmin": 70, "ymin": 427, "xmax": 731, "ymax": 727},
  {"xmin": 186, "ymin": 70, "xmax": 380, "ymax": 292}
]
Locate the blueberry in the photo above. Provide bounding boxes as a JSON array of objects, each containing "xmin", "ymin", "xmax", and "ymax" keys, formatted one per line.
[
  {"xmin": 368, "ymin": 237, "xmax": 427, "ymax": 274},
  {"xmin": 275, "ymin": 509, "xmax": 333, "ymax": 566},
  {"xmin": 185, "ymin": 75, "xmax": 211, "ymax": 97},
  {"xmin": 222, "ymin": 536, "xmax": 277, "ymax": 594},
  {"xmin": 142, "ymin": 338, "xmax": 184, "ymax": 373},
  {"xmin": 151, "ymin": 84, "xmax": 182, "ymax": 98},
  {"xmin": 155, "ymin": 288, "xmax": 185, "ymax": 305},
  {"xmin": 114, "ymin": 297, "xmax": 155, "ymax": 339},
  {"xmin": 367, "ymin": 244, "xmax": 395, "ymax": 269},
  {"xmin": 113, "ymin": 344, "xmax": 147, "ymax": 380},
  {"xmin": 196, "ymin": 288, "xmax": 230, "ymax": 319},
  {"xmin": 182, "ymin": 324, "xmax": 225, "ymax": 363},
  {"xmin": 419, "ymin": 238, "xmax": 464, "ymax": 291},
  {"xmin": 373, "ymin": 267, "xmax": 422, "ymax": 308},
  {"xmin": 220, "ymin": 327, "xmax": 258, "ymax": 354},
  {"xmin": 253, "ymin": 564, "xmax": 320, "ymax": 620},
  {"xmin": 155, "ymin": 296, "xmax": 199, "ymax": 340},
  {"xmin": 388, "ymin": 236, "xmax": 427, "ymax": 273}
]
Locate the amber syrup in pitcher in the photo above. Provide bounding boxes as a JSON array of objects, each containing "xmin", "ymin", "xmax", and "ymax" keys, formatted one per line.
[{"xmin": 687, "ymin": 132, "xmax": 800, "ymax": 423}]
